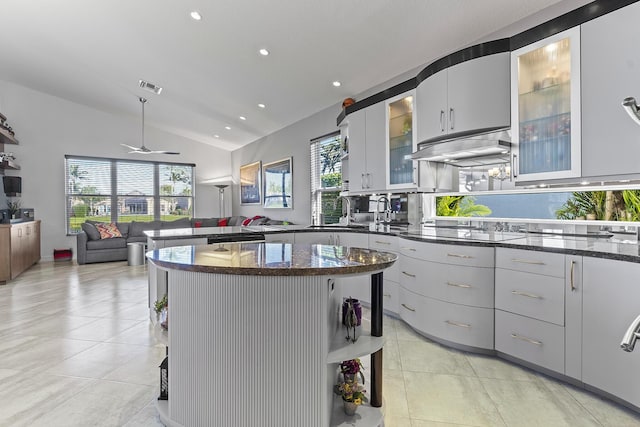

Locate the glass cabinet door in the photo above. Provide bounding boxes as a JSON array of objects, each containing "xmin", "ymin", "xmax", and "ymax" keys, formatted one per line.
[
  {"xmin": 386, "ymin": 91, "xmax": 416, "ymax": 189},
  {"xmin": 512, "ymin": 27, "xmax": 581, "ymax": 182}
]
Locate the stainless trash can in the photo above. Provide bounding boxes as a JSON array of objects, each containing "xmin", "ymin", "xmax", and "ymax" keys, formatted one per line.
[{"xmin": 127, "ymin": 242, "xmax": 146, "ymax": 266}]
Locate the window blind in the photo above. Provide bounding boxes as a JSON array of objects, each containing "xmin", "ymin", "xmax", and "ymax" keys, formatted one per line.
[{"xmin": 310, "ymin": 132, "xmax": 342, "ymax": 225}]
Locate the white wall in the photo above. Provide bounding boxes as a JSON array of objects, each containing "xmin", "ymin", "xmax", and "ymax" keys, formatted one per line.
[
  {"xmin": 0, "ymin": 80, "xmax": 232, "ymax": 261},
  {"xmin": 231, "ymin": 103, "xmax": 340, "ymax": 225}
]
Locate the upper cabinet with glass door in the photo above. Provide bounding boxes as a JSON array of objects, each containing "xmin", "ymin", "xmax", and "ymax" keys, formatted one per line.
[
  {"xmin": 512, "ymin": 27, "xmax": 581, "ymax": 182},
  {"xmin": 386, "ymin": 91, "xmax": 416, "ymax": 189}
]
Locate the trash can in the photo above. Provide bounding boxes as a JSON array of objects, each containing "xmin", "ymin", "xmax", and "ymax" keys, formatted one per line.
[{"xmin": 127, "ymin": 242, "xmax": 146, "ymax": 266}]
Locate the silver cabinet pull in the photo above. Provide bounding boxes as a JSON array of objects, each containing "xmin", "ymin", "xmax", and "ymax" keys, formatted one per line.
[
  {"xmin": 336, "ymin": 235, "xmax": 340, "ymax": 246},
  {"xmin": 401, "ymin": 247, "xmax": 417, "ymax": 252},
  {"xmin": 449, "ymin": 107, "xmax": 454, "ymax": 130},
  {"xmin": 366, "ymin": 173, "xmax": 371, "ymax": 188},
  {"xmin": 383, "ymin": 293, "xmax": 391, "ymax": 298},
  {"xmin": 511, "ymin": 258, "xmax": 545, "ymax": 265},
  {"xmin": 447, "ymin": 282, "xmax": 472, "ymax": 289},
  {"xmin": 570, "ymin": 260, "xmax": 576, "ymax": 291},
  {"xmin": 402, "ymin": 271, "xmax": 416, "ymax": 278},
  {"xmin": 447, "ymin": 253, "xmax": 473, "ymax": 259},
  {"xmin": 401, "ymin": 303, "xmax": 416, "ymax": 312},
  {"xmin": 511, "ymin": 333, "xmax": 542, "ymax": 346},
  {"xmin": 445, "ymin": 320, "xmax": 470, "ymax": 328},
  {"xmin": 512, "ymin": 154, "xmax": 518, "ymax": 178},
  {"xmin": 360, "ymin": 173, "xmax": 365, "ymax": 189},
  {"xmin": 374, "ymin": 240, "xmax": 391, "ymax": 245},
  {"xmin": 511, "ymin": 290, "xmax": 543, "ymax": 299},
  {"xmin": 440, "ymin": 110, "xmax": 445, "ymax": 132}
]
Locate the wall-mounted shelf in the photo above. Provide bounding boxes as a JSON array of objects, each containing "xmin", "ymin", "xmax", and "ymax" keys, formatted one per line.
[
  {"xmin": 0, "ymin": 127, "xmax": 18, "ymax": 145},
  {"xmin": 0, "ymin": 160, "xmax": 20, "ymax": 170}
]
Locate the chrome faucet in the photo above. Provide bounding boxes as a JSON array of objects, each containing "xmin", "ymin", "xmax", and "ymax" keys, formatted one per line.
[
  {"xmin": 621, "ymin": 314, "xmax": 640, "ymax": 352},
  {"xmin": 376, "ymin": 196, "xmax": 391, "ymax": 225},
  {"xmin": 333, "ymin": 196, "xmax": 352, "ymax": 225}
]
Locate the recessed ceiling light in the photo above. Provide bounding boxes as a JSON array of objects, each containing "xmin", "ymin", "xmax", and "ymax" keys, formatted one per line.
[
  {"xmin": 239, "ymin": 116, "xmax": 246, "ymax": 121},
  {"xmin": 332, "ymin": 81, "xmax": 341, "ymax": 87},
  {"xmin": 259, "ymin": 48, "xmax": 269, "ymax": 56},
  {"xmin": 225, "ymin": 126, "xmax": 231, "ymax": 130},
  {"xmin": 190, "ymin": 11, "xmax": 202, "ymax": 21},
  {"xmin": 258, "ymin": 103, "xmax": 266, "ymax": 109},
  {"xmin": 214, "ymin": 134, "xmax": 220, "ymax": 138}
]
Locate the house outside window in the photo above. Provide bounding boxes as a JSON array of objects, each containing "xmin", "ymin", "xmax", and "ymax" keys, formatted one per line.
[{"xmin": 65, "ymin": 155, "xmax": 194, "ymax": 234}]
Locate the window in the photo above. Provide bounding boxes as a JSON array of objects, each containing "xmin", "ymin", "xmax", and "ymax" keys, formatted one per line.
[
  {"xmin": 310, "ymin": 132, "xmax": 342, "ymax": 225},
  {"xmin": 65, "ymin": 156, "xmax": 194, "ymax": 234}
]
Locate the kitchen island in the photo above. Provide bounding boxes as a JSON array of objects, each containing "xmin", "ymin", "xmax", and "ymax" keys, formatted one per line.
[{"xmin": 147, "ymin": 242, "xmax": 397, "ymax": 427}]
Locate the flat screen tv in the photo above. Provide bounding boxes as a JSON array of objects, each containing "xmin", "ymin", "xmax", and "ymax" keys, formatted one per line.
[{"xmin": 3, "ymin": 176, "xmax": 21, "ymax": 195}]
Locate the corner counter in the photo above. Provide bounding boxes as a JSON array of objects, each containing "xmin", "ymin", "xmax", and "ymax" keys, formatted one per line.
[{"xmin": 148, "ymin": 242, "xmax": 396, "ymax": 427}]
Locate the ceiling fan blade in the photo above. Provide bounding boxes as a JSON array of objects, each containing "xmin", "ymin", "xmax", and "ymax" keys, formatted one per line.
[
  {"xmin": 149, "ymin": 150, "xmax": 181, "ymax": 155},
  {"xmin": 121, "ymin": 143, "xmax": 141, "ymax": 151}
]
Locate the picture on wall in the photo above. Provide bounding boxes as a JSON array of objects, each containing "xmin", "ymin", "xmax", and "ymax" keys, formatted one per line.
[
  {"xmin": 263, "ymin": 157, "xmax": 293, "ymax": 209},
  {"xmin": 240, "ymin": 161, "xmax": 262, "ymax": 205}
]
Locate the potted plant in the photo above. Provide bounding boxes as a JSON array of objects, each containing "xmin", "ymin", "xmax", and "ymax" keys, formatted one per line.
[
  {"xmin": 334, "ymin": 379, "xmax": 368, "ymax": 416},
  {"xmin": 340, "ymin": 358, "xmax": 365, "ymax": 384},
  {"xmin": 154, "ymin": 294, "xmax": 168, "ymax": 330},
  {"xmin": 7, "ymin": 200, "xmax": 20, "ymax": 220}
]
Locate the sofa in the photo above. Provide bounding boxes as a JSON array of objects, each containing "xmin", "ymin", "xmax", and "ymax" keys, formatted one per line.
[{"xmin": 76, "ymin": 215, "xmax": 289, "ymax": 264}]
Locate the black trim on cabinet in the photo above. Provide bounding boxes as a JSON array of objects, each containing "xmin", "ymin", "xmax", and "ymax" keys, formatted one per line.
[
  {"xmin": 415, "ymin": 38, "xmax": 510, "ymax": 84},
  {"xmin": 336, "ymin": 0, "xmax": 640, "ymax": 126}
]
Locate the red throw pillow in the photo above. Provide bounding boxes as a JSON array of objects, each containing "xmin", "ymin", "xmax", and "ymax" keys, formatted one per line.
[
  {"xmin": 194, "ymin": 221, "xmax": 202, "ymax": 228},
  {"xmin": 217, "ymin": 218, "xmax": 228, "ymax": 227},
  {"xmin": 241, "ymin": 217, "xmax": 252, "ymax": 226},
  {"xmin": 95, "ymin": 222, "xmax": 122, "ymax": 239}
]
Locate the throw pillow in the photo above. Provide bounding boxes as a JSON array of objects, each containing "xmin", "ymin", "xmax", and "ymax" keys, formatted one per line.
[
  {"xmin": 217, "ymin": 218, "xmax": 228, "ymax": 226},
  {"xmin": 194, "ymin": 221, "xmax": 202, "ymax": 228},
  {"xmin": 95, "ymin": 222, "xmax": 123, "ymax": 239},
  {"xmin": 81, "ymin": 222, "xmax": 101, "ymax": 240}
]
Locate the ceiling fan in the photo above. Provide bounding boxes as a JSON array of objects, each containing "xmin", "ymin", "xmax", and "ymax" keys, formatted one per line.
[{"xmin": 121, "ymin": 97, "xmax": 180, "ymax": 155}]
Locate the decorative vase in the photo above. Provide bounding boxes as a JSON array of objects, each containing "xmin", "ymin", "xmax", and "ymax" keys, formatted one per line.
[
  {"xmin": 342, "ymin": 297, "xmax": 362, "ymax": 343},
  {"xmin": 343, "ymin": 400, "xmax": 358, "ymax": 416}
]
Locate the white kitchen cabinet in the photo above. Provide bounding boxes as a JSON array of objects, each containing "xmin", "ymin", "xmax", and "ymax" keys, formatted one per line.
[
  {"xmin": 347, "ymin": 103, "xmax": 386, "ymax": 192},
  {"xmin": 583, "ymin": 257, "xmax": 640, "ymax": 409},
  {"xmin": 369, "ymin": 234, "xmax": 400, "ymax": 316},
  {"xmin": 416, "ymin": 52, "xmax": 510, "ymax": 143},
  {"xmin": 565, "ymin": 255, "xmax": 582, "ymax": 381},
  {"xmin": 386, "ymin": 90, "xmax": 417, "ymax": 189},
  {"xmin": 581, "ymin": 2, "xmax": 640, "ymax": 178},
  {"xmin": 511, "ymin": 26, "xmax": 581, "ymax": 182},
  {"xmin": 398, "ymin": 237, "xmax": 495, "ymax": 350}
]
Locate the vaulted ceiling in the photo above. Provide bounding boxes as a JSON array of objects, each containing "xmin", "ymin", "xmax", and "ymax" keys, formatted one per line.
[{"xmin": 0, "ymin": 0, "xmax": 580, "ymax": 151}]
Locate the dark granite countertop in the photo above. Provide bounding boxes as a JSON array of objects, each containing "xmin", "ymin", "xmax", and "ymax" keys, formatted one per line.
[
  {"xmin": 147, "ymin": 242, "xmax": 397, "ymax": 276},
  {"xmin": 145, "ymin": 224, "xmax": 640, "ymax": 263}
]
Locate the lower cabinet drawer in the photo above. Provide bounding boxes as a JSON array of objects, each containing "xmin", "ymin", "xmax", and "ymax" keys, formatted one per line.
[
  {"xmin": 383, "ymin": 280, "xmax": 399, "ymax": 315},
  {"xmin": 495, "ymin": 310, "xmax": 565, "ymax": 374},
  {"xmin": 399, "ymin": 287, "xmax": 494, "ymax": 350},
  {"xmin": 495, "ymin": 268, "xmax": 565, "ymax": 326}
]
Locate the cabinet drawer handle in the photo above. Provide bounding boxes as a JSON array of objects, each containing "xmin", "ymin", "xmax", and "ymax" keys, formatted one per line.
[
  {"xmin": 447, "ymin": 281, "xmax": 472, "ymax": 289},
  {"xmin": 570, "ymin": 260, "xmax": 576, "ymax": 291},
  {"xmin": 445, "ymin": 320, "xmax": 470, "ymax": 328},
  {"xmin": 447, "ymin": 253, "xmax": 473, "ymax": 259},
  {"xmin": 511, "ymin": 333, "xmax": 542, "ymax": 346},
  {"xmin": 401, "ymin": 303, "xmax": 415, "ymax": 312},
  {"xmin": 401, "ymin": 247, "xmax": 417, "ymax": 252},
  {"xmin": 383, "ymin": 293, "xmax": 392, "ymax": 298},
  {"xmin": 511, "ymin": 290, "xmax": 543, "ymax": 299},
  {"xmin": 511, "ymin": 258, "xmax": 545, "ymax": 265},
  {"xmin": 440, "ymin": 110, "xmax": 445, "ymax": 132},
  {"xmin": 374, "ymin": 240, "xmax": 391, "ymax": 245},
  {"xmin": 366, "ymin": 173, "xmax": 371, "ymax": 189},
  {"xmin": 449, "ymin": 108, "xmax": 454, "ymax": 130},
  {"xmin": 402, "ymin": 271, "xmax": 416, "ymax": 278}
]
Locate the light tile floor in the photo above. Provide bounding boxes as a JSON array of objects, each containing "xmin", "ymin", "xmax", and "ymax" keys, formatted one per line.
[{"xmin": 1, "ymin": 262, "xmax": 639, "ymax": 427}]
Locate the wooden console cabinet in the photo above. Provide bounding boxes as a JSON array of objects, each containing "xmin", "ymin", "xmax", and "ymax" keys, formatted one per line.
[{"xmin": 0, "ymin": 220, "xmax": 41, "ymax": 283}]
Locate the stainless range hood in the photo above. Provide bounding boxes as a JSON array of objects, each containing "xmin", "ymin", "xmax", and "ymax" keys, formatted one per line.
[{"xmin": 412, "ymin": 127, "xmax": 511, "ymax": 167}]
